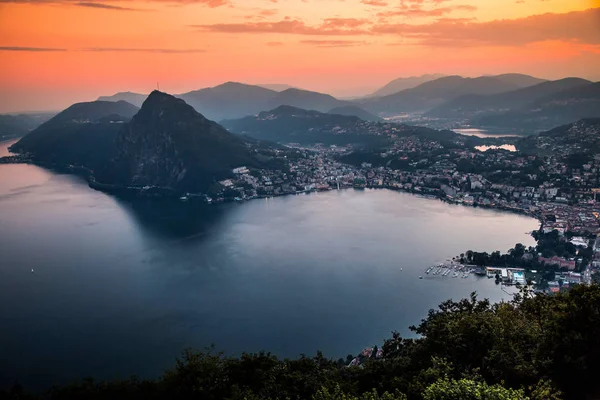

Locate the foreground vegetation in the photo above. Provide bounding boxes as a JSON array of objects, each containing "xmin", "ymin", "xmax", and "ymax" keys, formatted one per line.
[{"xmin": 4, "ymin": 284, "xmax": 600, "ymax": 400}]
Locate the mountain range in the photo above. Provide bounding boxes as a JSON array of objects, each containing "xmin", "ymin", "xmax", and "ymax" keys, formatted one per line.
[
  {"xmin": 97, "ymin": 91, "xmax": 270, "ymax": 192},
  {"xmin": 327, "ymin": 105, "xmax": 381, "ymax": 122},
  {"xmin": 426, "ymin": 78, "xmax": 591, "ymax": 118},
  {"xmin": 92, "ymin": 73, "xmax": 599, "ymax": 135},
  {"xmin": 474, "ymin": 81, "xmax": 600, "ymax": 131},
  {"xmin": 10, "ymin": 80, "xmax": 598, "ymax": 199},
  {"xmin": 11, "ymin": 100, "xmax": 139, "ymax": 169},
  {"xmin": 11, "ymin": 91, "xmax": 286, "ymax": 193},
  {"xmin": 357, "ymin": 75, "xmax": 542, "ymax": 115},
  {"xmin": 368, "ymin": 74, "xmax": 447, "ymax": 97},
  {"xmin": 257, "ymin": 84, "xmax": 297, "ymax": 92},
  {"xmin": 220, "ymin": 105, "xmax": 386, "ymax": 146},
  {"xmin": 99, "ymin": 74, "xmax": 595, "ymax": 127},
  {"xmin": 517, "ymin": 118, "xmax": 600, "ymax": 156},
  {"xmin": 220, "ymin": 105, "xmax": 467, "ymax": 147},
  {"xmin": 97, "ymin": 92, "xmax": 147, "ymax": 108},
  {"xmin": 0, "ymin": 113, "xmax": 55, "ymax": 141},
  {"xmin": 98, "ymin": 83, "xmax": 350, "ymax": 122},
  {"xmin": 98, "ymin": 75, "xmax": 539, "ymax": 122}
]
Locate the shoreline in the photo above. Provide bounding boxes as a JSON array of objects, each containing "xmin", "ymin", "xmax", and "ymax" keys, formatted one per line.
[{"xmin": 0, "ymin": 156, "xmax": 545, "ymax": 232}]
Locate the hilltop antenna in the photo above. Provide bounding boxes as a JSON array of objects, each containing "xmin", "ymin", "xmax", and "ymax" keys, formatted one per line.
[{"xmin": 157, "ymin": 82, "xmax": 160, "ymax": 91}]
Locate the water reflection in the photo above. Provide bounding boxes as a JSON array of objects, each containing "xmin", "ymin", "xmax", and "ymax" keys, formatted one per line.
[
  {"xmin": 475, "ymin": 144, "xmax": 517, "ymax": 152},
  {"xmin": 113, "ymin": 194, "xmax": 226, "ymax": 242},
  {"xmin": 453, "ymin": 128, "xmax": 521, "ymax": 138}
]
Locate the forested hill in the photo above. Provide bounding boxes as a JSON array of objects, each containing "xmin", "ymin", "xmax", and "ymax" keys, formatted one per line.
[{"xmin": 6, "ymin": 284, "xmax": 600, "ymax": 400}]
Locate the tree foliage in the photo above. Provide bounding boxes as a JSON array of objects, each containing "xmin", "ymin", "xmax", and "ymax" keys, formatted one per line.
[
  {"xmin": 5, "ymin": 285, "xmax": 600, "ymax": 400},
  {"xmin": 423, "ymin": 378, "xmax": 526, "ymax": 400}
]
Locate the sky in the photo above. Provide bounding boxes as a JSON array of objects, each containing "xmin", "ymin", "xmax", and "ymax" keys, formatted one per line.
[{"xmin": 0, "ymin": 0, "xmax": 599, "ymax": 112}]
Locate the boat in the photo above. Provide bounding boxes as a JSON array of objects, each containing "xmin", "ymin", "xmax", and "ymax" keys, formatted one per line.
[{"xmin": 419, "ymin": 276, "xmax": 423, "ymax": 279}]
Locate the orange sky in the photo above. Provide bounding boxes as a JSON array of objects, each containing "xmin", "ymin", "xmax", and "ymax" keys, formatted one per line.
[{"xmin": 0, "ymin": 0, "xmax": 599, "ymax": 112}]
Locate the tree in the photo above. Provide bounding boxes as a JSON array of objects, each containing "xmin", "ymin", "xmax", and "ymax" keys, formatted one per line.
[
  {"xmin": 423, "ymin": 378, "xmax": 527, "ymax": 400},
  {"xmin": 313, "ymin": 385, "xmax": 406, "ymax": 400},
  {"xmin": 466, "ymin": 251, "xmax": 473, "ymax": 263},
  {"xmin": 21, "ymin": 285, "xmax": 600, "ymax": 400}
]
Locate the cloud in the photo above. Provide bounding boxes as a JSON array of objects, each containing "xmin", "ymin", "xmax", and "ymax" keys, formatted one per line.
[
  {"xmin": 377, "ymin": 4, "xmax": 477, "ymax": 18},
  {"xmin": 0, "ymin": 46, "xmax": 67, "ymax": 51},
  {"xmin": 300, "ymin": 40, "xmax": 367, "ymax": 47},
  {"xmin": 193, "ymin": 19, "xmax": 370, "ymax": 36},
  {"xmin": 266, "ymin": 41, "xmax": 284, "ymax": 46},
  {"xmin": 194, "ymin": 8, "xmax": 599, "ymax": 49},
  {"xmin": 3, "ymin": 0, "xmax": 228, "ymax": 7},
  {"xmin": 75, "ymin": 2, "xmax": 142, "ymax": 10},
  {"xmin": 361, "ymin": 0, "xmax": 388, "ymax": 6},
  {"xmin": 0, "ymin": 46, "xmax": 206, "ymax": 53},
  {"xmin": 82, "ymin": 47, "xmax": 207, "ymax": 53},
  {"xmin": 372, "ymin": 7, "xmax": 600, "ymax": 47},
  {"xmin": 400, "ymin": 0, "xmax": 452, "ymax": 4},
  {"xmin": 321, "ymin": 18, "xmax": 370, "ymax": 28}
]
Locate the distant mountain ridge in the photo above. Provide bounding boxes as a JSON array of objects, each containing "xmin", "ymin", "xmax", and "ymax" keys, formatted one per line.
[
  {"xmin": 356, "ymin": 75, "xmax": 525, "ymax": 115},
  {"xmin": 369, "ymin": 74, "xmax": 446, "ymax": 98},
  {"xmin": 0, "ymin": 113, "xmax": 54, "ymax": 141},
  {"xmin": 94, "ymin": 74, "xmax": 596, "ymax": 131},
  {"xmin": 11, "ymin": 100, "xmax": 139, "ymax": 169},
  {"xmin": 475, "ymin": 81, "xmax": 600, "ymax": 131},
  {"xmin": 426, "ymin": 77, "xmax": 591, "ymax": 118},
  {"xmin": 266, "ymin": 88, "xmax": 349, "ymax": 114},
  {"xmin": 97, "ymin": 92, "xmax": 147, "ymax": 108},
  {"xmin": 257, "ymin": 84, "xmax": 297, "ymax": 92},
  {"xmin": 220, "ymin": 105, "xmax": 389, "ymax": 146},
  {"xmin": 220, "ymin": 105, "xmax": 464, "ymax": 147},
  {"xmin": 489, "ymin": 73, "xmax": 547, "ymax": 88},
  {"xmin": 327, "ymin": 105, "xmax": 381, "ymax": 122},
  {"xmin": 517, "ymin": 118, "xmax": 600, "ymax": 155},
  {"xmin": 98, "ymin": 82, "xmax": 348, "ymax": 122},
  {"xmin": 176, "ymin": 82, "xmax": 277, "ymax": 121}
]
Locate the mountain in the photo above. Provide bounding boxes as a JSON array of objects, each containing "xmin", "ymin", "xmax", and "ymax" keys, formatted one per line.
[
  {"xmin": 517, "ymin": 118, "xmax": 600, "ymax": 155},
  {"xmin": 358, "ymin": 75, "xmax": 521, "ymax": 115},
  {"xmin": 369, "ymin": 74, "xmax": 446, "ymax": 97},
  {"xmin": 475, "ymin": 81, "xmax": 600, "ymax": 131},
  {"xmin": 177, "ymin": 82, "xmax": 277, "ymax": 121},
  {"xmin": 221, "ymin": 105, "xmax": 388, "ymax": 146},
  {"xmin": 490, "ymin": 73, "xmax": 547, "ymax": 88},
  {"xmin": 0, "ymin": 113, "xmax": 54, "ymax": 141},
  {"xmin": 10, "ymin": 100, "xmax": 139, "ymax": 168},
  {"xmin": 97, "ymin": 91, "xmax": 266, "ymax": 192},
  {"xmin": 257, "ymin": 84, "xmax": 296, "ymax": 92},
  {"xmin": 328, "ymin": 105, "xmax": 381, "ymax": 122},
  {"xmin": 426, "ymin": 78, "xmax": 592, "ymax": 119},
  {"xmin": 265, "ymin": 88, "xmax": 349, "ymax": 113},
  {"xmin": 97, "ymin": 83, "xmax": 348, "ymax": 121},
  {"xmin": 97, "ymin": 92, "xmax": 147, "ymax": 107}
]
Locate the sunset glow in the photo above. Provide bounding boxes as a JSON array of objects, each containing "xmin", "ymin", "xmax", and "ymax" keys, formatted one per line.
[{"xmin": 1, "ymin": 0, "xmax": 599, "ymax": 112}]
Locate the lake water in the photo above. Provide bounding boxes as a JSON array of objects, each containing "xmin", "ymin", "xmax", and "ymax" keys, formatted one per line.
[
  {"xmin": 453, "ymin": 128, "xmax": 521, "ymax": 138},
  {"xmin": 475, "ymin": 144, "xmax": 517, "ymax": 152},
  {"xmin": 0, "ymin": 140, "xmax": 539, "ymax": 391}
]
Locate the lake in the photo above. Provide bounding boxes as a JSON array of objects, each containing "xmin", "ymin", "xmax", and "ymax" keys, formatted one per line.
[
  {"xmin": 0, "ymin": 140, "xmax": 539, "ymax": 391},
  {"xmin": 453, "ymin": 128, "xmax": 522, "ymax": 138},
  {"xmin": 475, "ymin": 144, "xmax": 517, "ymax": 152}
]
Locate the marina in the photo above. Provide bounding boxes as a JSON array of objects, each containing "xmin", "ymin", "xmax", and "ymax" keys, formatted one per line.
[{"xmin": 424, "ymin": 262, "xmax": 477, "ymax": 279}]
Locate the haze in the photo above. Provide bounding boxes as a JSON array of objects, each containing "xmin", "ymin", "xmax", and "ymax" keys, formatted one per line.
[{"xmin": 1, "ymin": 0, "xmax": 599, "ymax": 112}]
